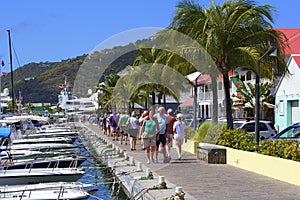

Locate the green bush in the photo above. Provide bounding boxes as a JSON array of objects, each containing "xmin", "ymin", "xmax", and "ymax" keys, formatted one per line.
[
  {"xmin": 204, "ymin": 123, "xmax": 224, "ymax": 144},
  {"xmin": 193, "ymin": 121, "xmax": 211, "ymax": 142},
  {"xmin": 259, "ymin": 140, "xmax": 300, "ymax": 161},
  {"xmin": 185, "ymin": 126, "xmax": 197, "ymax": 140},
  {"xmin": 217, "ymin": 129, "xmax": 256, "ymax": 151}
]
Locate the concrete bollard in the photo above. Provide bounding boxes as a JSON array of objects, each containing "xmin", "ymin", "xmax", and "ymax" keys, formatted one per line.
[
  {"xmin": 115, "ymin": 147, "xmax": 119, "ymax": 154},
  {"xmin": 146, "ymin": 168, "xmax": 151, "ymax": 177},
  {"xmin": 175, "ymin": 187, "xmax": 182, "ymax": 193},
  {"xmin": 124, "ymin": 153, "xmax": 128, "ymax": 160},
  {"xmin": 136, "ymin": 162, "xmax": 143, "ymax": 172},
  {"xmin": 119, "ymin": 149, "xmax": 124, "ymax": 157},
  {"xmin": 159, "ymin": 176, "xmax": 165, "ymax": 184},
  {"xmin": 129, "ymin": 157, "xmax": 135, "ymax": 166}
]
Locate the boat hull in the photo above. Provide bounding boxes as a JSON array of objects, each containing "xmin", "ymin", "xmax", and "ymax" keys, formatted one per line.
[{"xmin": 0, "ymin": 169, "xmax": 85, "ymax": 186}]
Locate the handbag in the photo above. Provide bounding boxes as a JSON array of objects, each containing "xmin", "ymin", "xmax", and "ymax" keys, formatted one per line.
[{"xmin": 141, "ymin": 132, "xmax": 148, "ymax": 139}]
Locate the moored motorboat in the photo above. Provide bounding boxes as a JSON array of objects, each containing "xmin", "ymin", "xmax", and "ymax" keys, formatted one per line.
[
  {"xmin": 2, "ymin": 143, "xmax": 79, "ymax": 151},
  {"xmin": 12, "ymin": 137, "xmax": 74, "ymax": 145},
  {"xmin": 0, "ymin": 168, "xmax": 85, "ymax": 186},
  {"xmin": 0, "ymin": 182, "xmax": 97, "ymax": 199},
  {"xmin": 1, "ymin": 155, "xmax": 86, "ymax": 170}
]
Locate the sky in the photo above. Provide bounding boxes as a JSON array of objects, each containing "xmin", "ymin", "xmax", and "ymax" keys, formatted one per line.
[{"xmin": 0, "ymin": 0, "xmax": 300, "ymax": 72}]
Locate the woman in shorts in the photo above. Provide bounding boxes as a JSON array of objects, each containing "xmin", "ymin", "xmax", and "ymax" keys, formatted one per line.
[
  {"xmin": 141, "ymin": 109, "xmax": 159, "ymax": 164},
  {"xmin": 173, "ymin": 113, "xmax": 186, "ymax": 160},
  {"xmin": 126, "ymin": 111, "xmax": 139, "ymax": 151}
]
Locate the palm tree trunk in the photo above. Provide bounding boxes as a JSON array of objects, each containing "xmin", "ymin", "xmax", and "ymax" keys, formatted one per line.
[
  {"xmin": 211, "ymin": 72, "xmax": 218, "ymax": 124},
  {"xmin": 223, "ymin": 71, "xmax": 233, "ymax": 129},
  {"xmin": 152, "ymin": 91, "xmax": 155, "ymax": 105},
  {"xmin": 163, "ymin": 92, "xmax": 166, "ymax": 110}
]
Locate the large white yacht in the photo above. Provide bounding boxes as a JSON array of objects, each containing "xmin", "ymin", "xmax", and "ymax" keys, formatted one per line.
[{"xmin": 57, "ymin": 80, "xmax": 98, "ymax": 112}]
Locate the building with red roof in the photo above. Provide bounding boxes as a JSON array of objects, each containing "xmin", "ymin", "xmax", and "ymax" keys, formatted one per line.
[
  {"xmin": 180, "ymin": 28, "xmax": 300, "ymax": 124},
  {"xmin": 273, "ymin": 28, "xmax": 300, "ymax": 132}
]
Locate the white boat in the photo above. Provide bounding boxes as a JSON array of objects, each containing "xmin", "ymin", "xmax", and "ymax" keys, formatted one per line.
[
  {"xmin": 12, "ymin": 137, "xmax": 73, "ymax": 145},
  {"xmin": 0, "ymin": 168, "xmax": 85, "ymax": 185},
  {"xmin": 1, "ymin": 155, "xmax": 86, "ymax": 170},
  {"xmin": 36, "ymin": 127, "xmax": 72, "ymax": 133},
  {"xmin": 0, "ymin": 149, "xmax": 78, "ymax": 161},
  {"xmin": 23, "ymin": 131, "xmax": 78, "ymax": 139},
  {"xmin": 2, "ymin": 143, "xmax": 79, "ymax": 151},
  {"xmin": 0, "ymin": 182, "xmax": 97, "ymax": 200}
]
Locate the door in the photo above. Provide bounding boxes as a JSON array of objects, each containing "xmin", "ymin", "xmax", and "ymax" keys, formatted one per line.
[{"xmin": 291, "ymin": 100, "xmax": 299, "ymax": 124}]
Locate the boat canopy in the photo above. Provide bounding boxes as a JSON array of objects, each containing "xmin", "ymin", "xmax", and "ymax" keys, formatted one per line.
[{"xmin": 0, "ymin": 127, "xmax": 11, "ymax": 138}]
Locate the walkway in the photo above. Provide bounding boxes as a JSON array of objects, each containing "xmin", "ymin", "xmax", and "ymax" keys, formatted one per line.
[{"xmin": 87, "ymin": 124, "xmax": 300, "ymax": 200}]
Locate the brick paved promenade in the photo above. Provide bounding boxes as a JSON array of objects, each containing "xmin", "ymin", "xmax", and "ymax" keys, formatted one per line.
[{"xmin": 87, "ymin": 124, "xmax": 300, "ymax": 200}]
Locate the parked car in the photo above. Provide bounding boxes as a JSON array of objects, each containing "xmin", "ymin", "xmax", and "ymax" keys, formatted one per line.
[
  {"xmin": 272, "ymin": 122, "xmax": 300, "ymax": 140},
  {"xmin": 233, "ymin": 119, "xmax": 276, "ymax": 139}
]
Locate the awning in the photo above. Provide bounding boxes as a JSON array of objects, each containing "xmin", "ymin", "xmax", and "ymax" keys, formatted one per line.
[{"xmin": 0, "ymin": 128, "xmax": 11, "ymax": 138}]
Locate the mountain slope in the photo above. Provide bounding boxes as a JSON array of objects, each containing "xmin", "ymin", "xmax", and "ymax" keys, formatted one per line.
[{"xmin": 2, "ymin": 45, "xmax": 140, "ymax": 103}]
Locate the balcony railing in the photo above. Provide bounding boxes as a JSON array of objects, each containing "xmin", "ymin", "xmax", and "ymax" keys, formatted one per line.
[{"xmin": 198, "ymin": 90, "xmax": 225, "ymax": 101}]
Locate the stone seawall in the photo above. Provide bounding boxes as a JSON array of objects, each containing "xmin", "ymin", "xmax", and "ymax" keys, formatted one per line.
[{"xmin": 79, "ymin": 123, "xmax": 190, "ymax": 200}]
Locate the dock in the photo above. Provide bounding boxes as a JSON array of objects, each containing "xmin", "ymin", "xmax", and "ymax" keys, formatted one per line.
[{"xmin": 83, "ymin": 123, "xmax": 300, "ymax": 200}]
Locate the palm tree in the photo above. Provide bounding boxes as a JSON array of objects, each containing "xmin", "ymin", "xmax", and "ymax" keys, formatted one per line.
[
  {"xmin": 170, "ymin": 0, "xmax": 287, "ymax": 129},
  {"xmin": 25, "ymin": 103, "xmax": 34, "ymax": 113},
  {"xmin": 54, "ymin": 103, "xmax": 62, "ymax": 113},
  {"xmin": 7, "ymin": 101, "xmax": 17, "ymax": 112},
  {"xmin": 98, "ymin": 73, "xmax": 120, "ymax": 111},
  {"xmin": 233, "ymin": 81, "xmax": 274, "ymax": 118}
]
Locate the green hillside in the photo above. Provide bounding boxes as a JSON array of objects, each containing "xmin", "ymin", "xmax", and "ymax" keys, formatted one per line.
[{"xmin": 2, "ymin": 44, "xmax": 140, "ymax": 103}]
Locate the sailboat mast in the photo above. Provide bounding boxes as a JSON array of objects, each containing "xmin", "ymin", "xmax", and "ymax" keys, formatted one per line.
[{"xmin": 7, "ymin": 30, "xmax": 15, "ymax": 112}]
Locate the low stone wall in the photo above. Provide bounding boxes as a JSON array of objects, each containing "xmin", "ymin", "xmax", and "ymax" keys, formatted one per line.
[{"xmin": 199, "ymin": 142, "xmax": 300, "ymax": 186}]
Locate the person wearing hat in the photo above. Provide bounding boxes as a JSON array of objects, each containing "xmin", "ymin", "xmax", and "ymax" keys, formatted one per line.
[
  {"xmin": 173, "ymin": 113, "xmax": 186, "ymax": 160},
  {"xmin": 165, "ymin": 108, "xmax": 176, "ymax": 160}
]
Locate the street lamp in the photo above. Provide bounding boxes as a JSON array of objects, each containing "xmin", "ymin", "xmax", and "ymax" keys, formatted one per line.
[{"xmin": 255, "ymin": 46, "xmax": 277, "ymax": 146}]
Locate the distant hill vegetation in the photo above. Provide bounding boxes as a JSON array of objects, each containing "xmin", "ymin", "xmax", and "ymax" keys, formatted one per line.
[{"xmin": 2, "ymin": 41, "xmax": 143, "ymax": 103}]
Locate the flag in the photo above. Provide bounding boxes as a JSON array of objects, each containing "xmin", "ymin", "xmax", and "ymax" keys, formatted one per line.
[
  {"xmin": 230, "ymin": 77, "xmax": 249, "ymax": 97},
  {"xmin": 1, "ymin": 60, "xmax": 4, "ymax": 67}
]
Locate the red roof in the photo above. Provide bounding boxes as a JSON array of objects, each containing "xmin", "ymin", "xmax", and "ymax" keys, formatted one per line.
[
  {"xmin": 194, "ymin": 74, "xmax": 211, "ymax": 85},
  {"xmin": 274, "ymin": 28, "xmax": 300, "ymax": 54},
  {"xmin": 179, "ymin": 97, "xmax": 194, "ymax": 107},
  {"xmin": 293, "ymin": 56, "xmax": 300, "ymax": 68},
  {"xmin": 193, "ymin": 70, "xmax": 234, "ymax": 85}
]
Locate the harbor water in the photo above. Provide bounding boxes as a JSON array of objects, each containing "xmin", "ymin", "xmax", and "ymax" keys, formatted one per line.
[{"xmin": 76, "ymin": 126, "xmax": 128, "ymax": 200}]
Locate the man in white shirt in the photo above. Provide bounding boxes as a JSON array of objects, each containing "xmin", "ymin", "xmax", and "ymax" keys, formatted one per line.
[{"xmin": 154, "ymin": 107, "xmax": 169, "ymax": 163}]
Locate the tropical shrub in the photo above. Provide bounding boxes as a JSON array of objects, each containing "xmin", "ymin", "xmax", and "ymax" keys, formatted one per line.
[
  {"xmin": 217, "ymin": 129, "xmax": 256, "ymax": 151},
  {"xmin": 185, "ymin": 126, "xmax": 196, "ymax": 140},
  {"xmin": 204, "ymin": 123, "xmax": 224, "ymax": 144},
  {"xmin": 259, "ymin": 140, "xmax": 300, "ymax": 161},
  {"xmin": 193, "ymin": 121, "xmax": 211, "ymax": 142}
]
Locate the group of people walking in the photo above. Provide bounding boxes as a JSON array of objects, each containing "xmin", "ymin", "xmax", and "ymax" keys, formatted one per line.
[{"xmin": 99, "ymin": 107, "xmax": 186, "ymax": 164}]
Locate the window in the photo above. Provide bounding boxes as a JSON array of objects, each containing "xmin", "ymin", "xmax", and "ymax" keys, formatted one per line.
[
  {"xmin": 279, "ymin": 128, "xmax": 293, "ymax": 138},
  {"xmin": 242, "ymin": 123, "xmax": 255, "ymax": 132},
  {"xmin": 267, "ymin": 123, "xmax": 276, "ymax": 130},
  {"xmin": 259, "ymin": 123, "xmax": 268, "ymax": 131},
  {"xmin": 240, "ymin": 75, "xmax": 245, "ymax": 81},
  {"xmin": 218, "ymin": 81, "xmax": 222, "ymax": 90},
  {"xmin": 246, "ymin": 71, "xmax": 252, "ymax": 80},
  {"xmin": 279, "ymin": 100, "xmax": 284, "ymax": 116},
  {"xmin": 279, "ymin": 127, "xmax": 300, "ymax": 139},
  {"xmin": 291, "ymin": 100, "xmax": 299, "ymax": 107}
]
